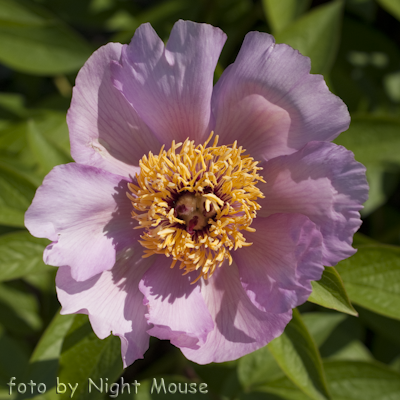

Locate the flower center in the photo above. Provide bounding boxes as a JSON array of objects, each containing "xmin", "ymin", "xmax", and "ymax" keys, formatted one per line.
[{"xmin": 127, "ymin": 133, "xmax": 265, "ymax": 282}]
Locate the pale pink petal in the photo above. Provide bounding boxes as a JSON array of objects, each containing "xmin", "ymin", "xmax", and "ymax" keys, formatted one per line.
[
  {"xmin": 258, "ymin": 141, "xmax": 368, "ymax": 266},
  {"xmin": 212, "ymin": 32, "xmax": 350, "ymax": 160},
  {"xmin": 233, "ymin": 214, "xmax": 323, "ymax": 314},
  {"xmin": 139, "ymin": 257, "xmax": 214, "ymax": 349},
  {"xmin": 56, "ymin": 242, "xmax": 155, "ymax": 367},
  {"xmin": 25, "ymin": 163, "xmax": 137, "ymax": 281},
  {"xmin": 181, "ymin": 262, "xmax": 292, "ymax": 364},
  {"xmin": 111, "ymin": 20, "xmax": 226, "ymax": 144},
  {"xmin": 68, "ymin": 42, "xmax": 161, "ymax": 177}
]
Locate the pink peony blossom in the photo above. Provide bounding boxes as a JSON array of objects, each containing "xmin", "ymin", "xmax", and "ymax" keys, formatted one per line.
[{"xmin": 25, "ymin": 20, "xmax": 368, "ymax": 367}]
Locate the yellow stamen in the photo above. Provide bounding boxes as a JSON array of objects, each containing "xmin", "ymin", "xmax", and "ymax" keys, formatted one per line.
[{"xmin": 127, "ymin": 132, "xmax": 264, "ymax": 281}]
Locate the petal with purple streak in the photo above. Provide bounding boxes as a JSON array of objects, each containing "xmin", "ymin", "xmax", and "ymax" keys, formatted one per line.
[
  {"xmin": 68, "ymin": 42, "xmax": 161, "ymax": 177},
  {"xmin": 111, "ymin": 20, "xmax": 226, "ymax": 144},
  {"xmin": 25, "ymin": 163, "xmax": 136, "ymax": 281},
  {"xmin": 212, "ymin": 31, "xmax": 350, "ymax": 161},
  {"xmin": 56, "ymin": 242, "xmax": 155, "ymax": 367},
  {"xmin": 234, "ymin": 214, "xmax": 323, "ymax": 314},
  {"xmin": 258, "ymin": 141, "xmax": 368, "ymax": 266},
  {"xmin": 139, "ymin": 257, "xmax": 214, "ymax": 349},
  {"xmin": 181, "ymin": 262, "xmax": 292, "ymax": 364}
]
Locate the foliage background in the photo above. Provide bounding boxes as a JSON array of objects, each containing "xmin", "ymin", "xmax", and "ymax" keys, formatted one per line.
[{"xmin": 0, "ymin": 0, "xmax": 400, "ymax": 399}]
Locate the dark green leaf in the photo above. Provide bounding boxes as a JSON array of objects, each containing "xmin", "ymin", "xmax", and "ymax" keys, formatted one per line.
[
  {"xmin": 238, "ymin": 345, "xmax": 282, "ymax": 390},
  {"xmin": 191, "ymin": 361, "xmax": 241, "ymax": 398},
  {"xmin": 275, "ymin": 0, "xmax": 343, "ymax": 74},
  {"xmin": 0, "ymin": 230, "xmax": 51, "ymax": 282},
  {"xmin": 318, "ymin": 316, "xmax": 372, "ymax": 361},
  {"xmin": 336, "ymin": 244, "xmax": 400, "ymax": 320},
  {"xmin": 58, "ymin": 314, "xmax": 123, "ymax": 400},
  {"xmin": 256, "ymin": 360, "xmax": 400, "ymax": 400},
  {"xmin": 357, "ymin": 306, "xmax": 400, "ymax": 347},
  {"xmin": 16, "ymin": 312, "xmax": 75, "ymax": 400},
  {"xmin": 301, "ymin": 313, "xmax": 347, "ymax": 348},
  {"xmin": 0, "ymin": 325, "xmax": 29, "ymax": 382},
  {"xmin": 308, "ymin": 267, "xmax": 358, "ymax": 316},
  {"xmin": 0, "ymin": 163, "xmax": 37, "ymax": 227},
  {"xmin": 0, "ymin": 0, "xmax": 93, "ymax": 75},
  {"xmin": 256, "ymin": 375, "xmax": 313, "ymax": 400},
  {"xmin": 0, "ymin": 282, "xmax": 42, "ymax": 334},
  {"xmin": 323, "ymin": 360, "xmax": 400, "ymax": 400},
  {"xmin": 334, "ymin": 115, "xmax": 400, "ymax": 212},
  {"xmin": 377, "ymin": 0, "xmax": 400, "ymax": 21},
  {"xmin": 27, "ymin": 119, "xmax": 71, "ymax": 175},
  {"xmin": 132, "ymin": 376, "xmax": 213, "ymax": 400},
  {"xmin": 262, "ymin": 0, "xmax": 311, "ymax": 34},
  {"xmin": 335, "ymin": 115, "xmax": 400, "ymax": 168},
  {"xmin": 268, "ymin": 309, "xmax": 331, "ymax": 400}
]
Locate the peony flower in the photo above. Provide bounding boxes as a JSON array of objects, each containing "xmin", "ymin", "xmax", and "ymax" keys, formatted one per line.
[{"xmin": 25, "ymin": 20, "xmax": 368, "ymax": 367}]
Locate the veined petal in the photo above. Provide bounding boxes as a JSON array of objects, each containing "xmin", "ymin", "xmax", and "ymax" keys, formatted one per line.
[
  {"xmin": 111, "ymin": 20, "xmax": 226, "ymax": 144},
  {"xmin": 181, "ymin": 262, "xmax": 292, "ymax": 364},
  {"xmin": 234, "ymin": 214, "xmax": 323, "ymax": 314},
  {"xmin": 68, "ymin": 42, "xmax": 161, "ymax": 177},
  {"xmin": 25, "ymin": 163, "xmax": 136, "ymax": 281},
  {"xmin": 258, "ymin": 141, "xmax": 368, "ymax": 266},
  {"xmin": 56, "ymin": 242, "xmax": 155, "ymax": 367},
  {"xmin": 212, "ymin": 32, "xmax": 350, "ymax": 161},
  {"xmin": 139, "ymin": 257, "xmax": 214, "ymax": 349}
]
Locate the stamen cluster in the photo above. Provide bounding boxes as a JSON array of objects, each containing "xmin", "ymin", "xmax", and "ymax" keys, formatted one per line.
[{"xmin": 127, "ymin": 133, "xmax": 265, "ymax": 281}]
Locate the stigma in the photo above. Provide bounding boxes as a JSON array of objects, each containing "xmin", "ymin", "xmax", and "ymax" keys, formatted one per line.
[{"xmin": 127, "ymin": 132, "xmax": 265, "ymax": 282}]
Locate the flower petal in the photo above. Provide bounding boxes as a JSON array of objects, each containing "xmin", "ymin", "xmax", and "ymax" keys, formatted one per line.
[
  {"xmin": 56, "ymin": 242, "xmax": 154, "ymax": 367},
  {"xmin": 68, "ymin": 42, "xmax": 161, "ymax": 177},
  {"xmin": 233, "ymin": 214, "xmax": 323, "ymax": 314},
  {"xmin": 139, "ymin": 257, "xmax": 214, "ymax": 349},
  {"xmin": 111, "ymin": 20, "xmax": 226, "ymax": 144},
  {"xmin": 181, "ymin": 262, "xmax": 292, "ymax": 364},
  {"xmin": 25, "ymin": 163, "xmax": 137, "ymax": 281},
  {"xmin": 212, "ymin": 32, "xmax": 350, "ymax": 160},
  {"xmin": 258, "ymin": 141, "xmax": 368, "ymax": 266}
]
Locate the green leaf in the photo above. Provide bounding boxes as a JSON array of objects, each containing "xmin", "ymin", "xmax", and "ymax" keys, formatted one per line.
[
  {"xmin": 362, "ymin": 167, "xmax": 387, "ymax": 215},
  {"xmin": 34, "ymin": 111, "xmax": 71, "ymax": 157},
  {"xmin": 357, "ymin": 306, "xmax": 400, "ymax": 347},
  {"xmin": 0, "ymin": 93, "xmax": 28, "ymax": 118},
  {"xmin": 27, "ymin": 119, "xmax": 71, "ymax": 175},
  {"xmin": 0, "ymin": 0, "xmax": 93, "ymax": 75},
  {"xmin": 58, "ymin": 314, "xmax": 123, "ymax": 400},
  {"xmin": 0, "ymin": 325, "xmax": 29, "ymax": 382},
  {"xmin": 327, "ymin": 340, "xmax": 373, "ymax": 362},
  {"xmin": 262, "ymin": 0, "xmax": 311, "ymax": 34},
  {"xmin": 308, "ymin": 267, "xmax": 358, "ymax": 316},
  {"xmin": 318, "ymin": 316, "xmax": 373, "ymax": 362},
  {"xmin": 335, "ymin": 115, "xmax": 400, "ymax": 168},
  {"xmin": 0, "ymin": 163, "xmax": 37, "ymax": 227},
  {"xmin": 323, "ymin": 360, "xmax": 400, "ymax": 400},
  {"xmin": 334, "ymin": 116, "xmax": 400, "ymax": 214},
  {"xmin": 238, "ymin": 345, "xmax": 282, "ymax": 390},
  {"xmin": 331, "ymin": 17, "xmax": 400, "ymax": 112},
  {"xmin": 256, "ymin": 375, "xmax": 313, "ymax": 400},
  {"xmin": 377, "ymin": 0, "xmax": 400, "ymax": 21},
  {"xmin": 0, "ymin": 282, "xmax": 42, "ymax": 334},
  {"xmin": 16, "ymin": 312, "xmax": 75, "ymax": 400},
  {"xmin": 255, "ymin": 360, "xmax": 400, "ymax": 400},
  {"xmin": 191, "ymin": 361, "xmax": 241, "ymax": 398},
  {"xmin": 0, "ymin": 230, "xmax": 51, "ymax": 282},
  {"xmin": 275, "ymin": 0, "xmax": 343, "ymax": 74},
  {"xmin": 336, "ymin": 244, "xmax": 400, "ymax": 320},
  {"xmin": 301, "ymin": 312, "xmax": 347, "ymax": 348},
  {"xmin": 267, "ymin": 309, "xmax": 331, "ymax": 400},
  {"xmin": 134, "ymin": 376, "xmax": 214, "ymax": 400}
]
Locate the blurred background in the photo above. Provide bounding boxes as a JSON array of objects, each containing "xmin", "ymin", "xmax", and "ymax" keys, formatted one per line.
[{"xmin": 0, "ymin": 0, "xmax": 400, "ymax": 399}]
